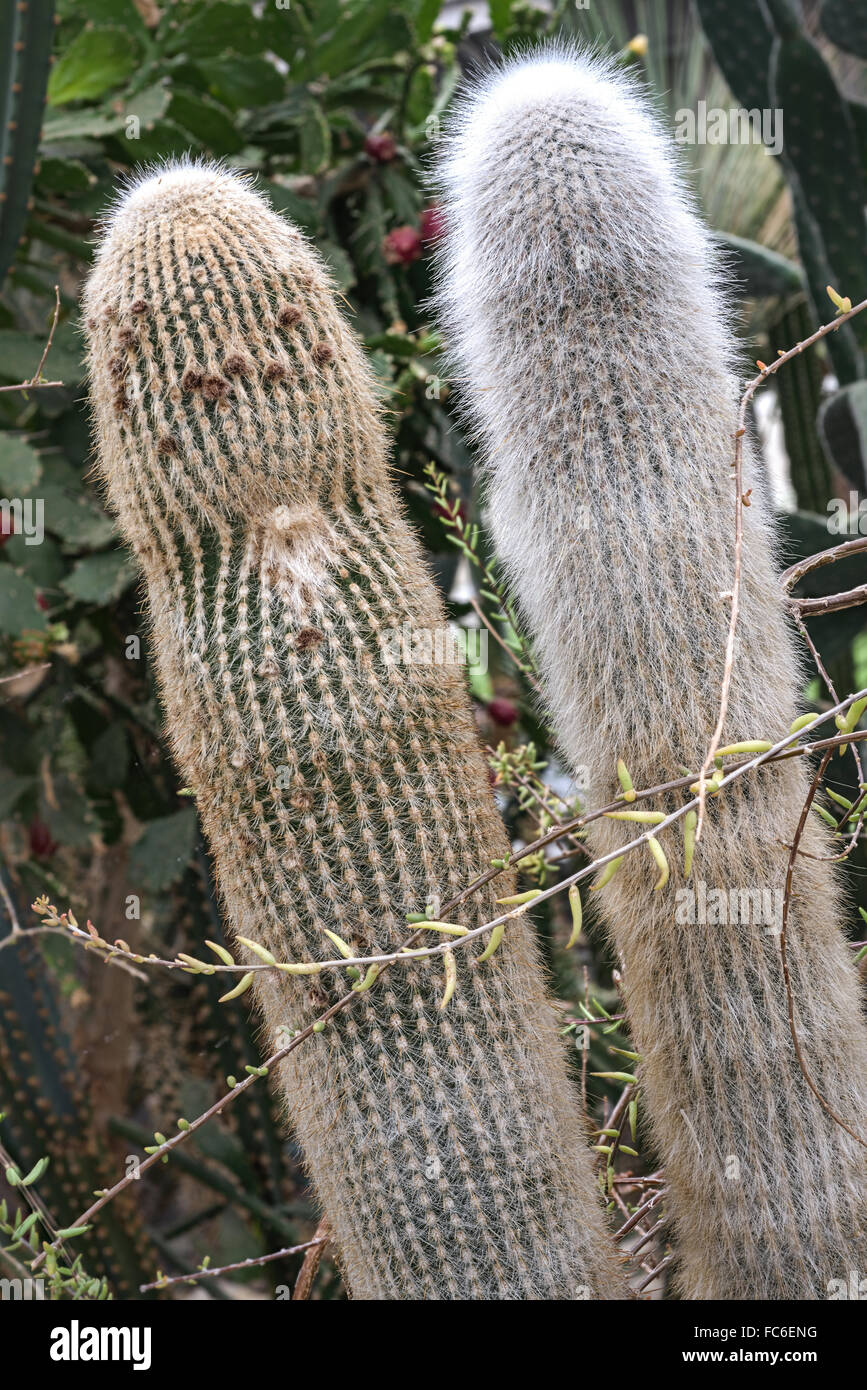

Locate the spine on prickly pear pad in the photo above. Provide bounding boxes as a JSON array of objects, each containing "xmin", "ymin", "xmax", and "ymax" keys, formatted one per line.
[
  {"xmin": 435, "ymin": 48, "xmax": 867, "ymax": 1300},
  {"xmin": 83, "ymin": 162, "xmax": 624, "ymax": 1300}
]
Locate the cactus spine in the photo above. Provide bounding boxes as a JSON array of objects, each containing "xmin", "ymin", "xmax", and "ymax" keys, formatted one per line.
[
  {"xmin": 436, "ymin": 48, "xmax": 867, "ymax": 1300},
  {"xmin": 83, "ymin": 162, "xmax": 623, "ymax": 1300}
]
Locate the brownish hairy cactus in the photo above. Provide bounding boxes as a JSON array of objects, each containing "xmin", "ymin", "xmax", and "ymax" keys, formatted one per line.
[{"xmin": 82, "ymin": 161, "xmax": 623, "ymax": 1300}]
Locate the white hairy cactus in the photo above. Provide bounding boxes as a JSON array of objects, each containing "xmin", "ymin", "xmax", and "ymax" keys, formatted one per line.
[{"xmin": 435, "ymin": 45, "xmax": 867, "ymax": 1300}]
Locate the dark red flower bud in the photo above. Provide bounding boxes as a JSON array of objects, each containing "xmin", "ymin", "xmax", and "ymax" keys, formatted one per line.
[
  {"xmin": 29, "ymin": 818, "xmax": 58, "ymax": 859},
  {"xmin": 383, "ymin": 225, "xmax": 423, "ymax": 267},
  {"xmin": 364, "ymin": 131, "xmax": 397, "ymax": 163},
  {"xmin": 488, "ymin": 698, "xmax": 519, "ymax": 728}
]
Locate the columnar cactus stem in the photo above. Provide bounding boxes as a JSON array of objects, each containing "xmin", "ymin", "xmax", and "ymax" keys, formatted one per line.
[
  {"xmin": 83, "ymin": 162, "xmax": 623, "ymax": 1300},
  {"xmin": 436, "ymin": 49, "xmax": 867, "ymax": 1300}
]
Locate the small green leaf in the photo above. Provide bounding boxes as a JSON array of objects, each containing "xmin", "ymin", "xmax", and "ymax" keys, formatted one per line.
[
  {"xmin": 21, "ymin": 1156, "xmax": 49, "ymax": 1187},
  {"xmin": 48, "ymin": 27, "xmax": 139, "ymax": 106},
  {"xmin": 62, "ymin": 551, "xmax": 137, "ymax": 604},
  {"xmin": 0, "ymin": 438, "xmax": 42, "ymax": 494},
  {"xmin": 219, "ymin": 971, "xmax": 255, "ymax": 1004},
  {"xmin": 0, "ymin": 567, "xmax": 47, "ymax": 635}
]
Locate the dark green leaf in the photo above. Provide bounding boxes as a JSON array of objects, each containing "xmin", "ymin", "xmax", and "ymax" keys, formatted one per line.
[
  {"xmin": 298, "ymin": 103, "xmax": 331, "ymax": 174},
  {"xmin": 44, "ymin": 779, "xmax": 98, "ymax": 848},
  {"xmin": 259, "ymin": 180, "xmax": 321, "ymax": 233},
  {"xmin": 488, "ymin": 0, "xmax": 514, "ymax": 40},
  {"xmin": 0, "ymin": 772, "xmax": 33, "ymax": 819},
  {"xmin": 0, "ymin": 438, "xmax": 42, "ymax": 494},
  {"xmin": 415, "ymin": 0, "xmax": 442, "ymax": 43},
  {"xmin": 310, "ymin": 0, "xmax": 395, "ymax": 80},
  {"xmin": 35, "ymin": 157, "xmax": 96, "ymax": 196},
  {"xmin": 167, "ymin": 89, "xmax": 243, "ymax": 154},
  {"xmin": 0, "ymin": 567, "xmax": 47, "ymax": 635},
  {"xmin": 116, "ymin": 118, "xmax": 202, "ymax": 163},
  {"xmin": 130, "ymin": 809, "xmax": 198, "ymax": 892},
  {"xmin": 3, "ymin": 533, "xmax": 65, "ymax": 589},
  {"xmin": 39, "ymin": 480, "xmax": 114, "ymax": 551},
  {"xmin": 87, "ymin": 723, "xmax": 129, "ymax": 793},
  {"xmin": 62, "ymin": 551, "xmax": 137, "ymax": 604},
  {"xmin": 165, "ymin": 2, "xmax": 264, "ymax": 58},
  {"xmin": 196, "ymin": 54, "xmax": 284, "ymax": 110},
  {"xmin": 379, "ymin": 164, "xmax": 420, "ymax": 225}
]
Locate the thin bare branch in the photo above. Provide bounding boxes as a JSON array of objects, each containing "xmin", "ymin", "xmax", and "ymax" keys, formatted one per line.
[{"xmin": 0, "ymin": 287, "xmax": 64, "ymax": 394}]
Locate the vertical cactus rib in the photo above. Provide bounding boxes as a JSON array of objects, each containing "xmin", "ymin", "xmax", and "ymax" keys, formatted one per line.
[
  {"xmin": 83, "ymin": 160, "xmax": 624, "ymax": 1300},
  {"xmin": 435, "ymin": 46, "xmax": 867, "ymax": 1300},
  {"xmin": 0, "ymin": 0, "xmax": 56, "ymax": 286}
]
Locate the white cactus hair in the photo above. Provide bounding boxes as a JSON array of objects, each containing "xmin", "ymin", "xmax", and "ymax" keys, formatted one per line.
[{"xmin": 434, "ymin": 42, "xmax": 867, "ymax": 1299}]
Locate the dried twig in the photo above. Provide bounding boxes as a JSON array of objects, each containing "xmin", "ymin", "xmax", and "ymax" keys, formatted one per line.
[
  {"xmin": 292, "ymin": 1218, "xmax": 331, "ymax": 1300},
  {"xmin": 636, "ymin": 1254, "xmax": 673, "ymax": 1294},
  {"xmin": 615, "ymin": 1188, "xmax": 667, "ymax": 1240},
  {"xmin": 780, "ymin": 535, "xmax": 867, "ymax": 591},
  {"xmin": 0, "ymin": 287, "xmax": 64, "ymax": 394},
  {"xmin": 792, "ymin": 584, "xmax": 867, "ymax": 619},
  {"xmin": 139, "ymin": 1236, "xmax": 328, "ymax": 1294}
]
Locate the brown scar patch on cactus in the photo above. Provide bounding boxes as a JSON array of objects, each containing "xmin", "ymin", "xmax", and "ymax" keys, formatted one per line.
[
  {"xmin": 295, "ymin": 627, "xmax": 324, "ymax": 651},
  {"xmin": 202, "ymin": 374, "xmax": 230, "ymax": 400},
  {"xmin": 181, "ymin": 368, "xmax": 204, "ymax": 391},
  {"xmin": 277, "ymin": 304, "xmax": 304, "ymax": 328},
  {"xmin": 312, "ymin": 342, "xmax": 335, "ymax": 366},
  {"xmin": 223, "ymin": 354, "xmax": 251, "ymax": 377},
  {"xmin": 116, "ymin": 327, "xmax": 136, "ymax": 348},
  {"xmin": 263, "ymin": 360, "xmax": 288, "ymax": 383},
  {"xmin": 157, "ymin": 435, "xmax": 179, "ymax": 456},
  {"xmin": 129, "ymin": 299, "xmax": 150, "ymax": 316}
]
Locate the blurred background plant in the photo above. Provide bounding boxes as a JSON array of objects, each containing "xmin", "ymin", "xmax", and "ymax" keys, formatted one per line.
[{"xmin": 0, "ymin": 0, "xmax": 864, "ymax": 1300}]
